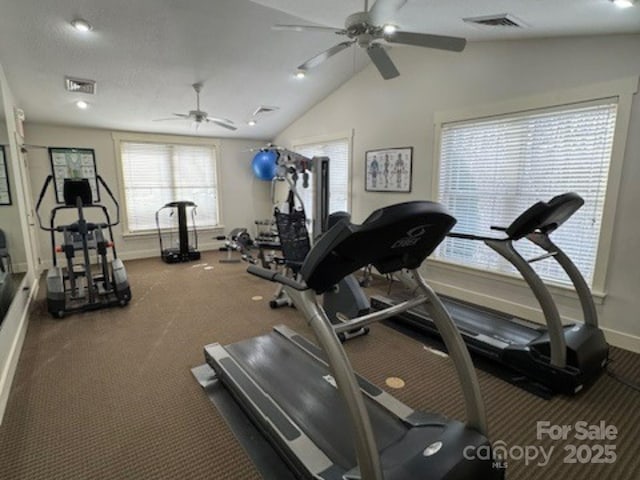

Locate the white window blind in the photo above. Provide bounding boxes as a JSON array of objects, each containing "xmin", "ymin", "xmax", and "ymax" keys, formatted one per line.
[
  {"xmin": 293, "ymin": 137, "xmax": 350, "ymax": 218},
  {"xmin": 120, "ymin": 141, "xmax": 219, "ymax": 232},
  {"xmin": 436, "ymin": 100, "xmax": 618, "ymax": 287}
]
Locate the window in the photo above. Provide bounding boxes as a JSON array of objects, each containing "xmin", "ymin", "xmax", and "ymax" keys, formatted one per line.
[
  {"xmin": 435, "ymin": 100, "xmax": 618, "ymax": 287},
  {"xmin": 119, "ymin": 141, "xmax": 219, "ymax": 232},
  {"xmin": 292, "ymin": 136, "xmax": 351, "ymax": 227}
]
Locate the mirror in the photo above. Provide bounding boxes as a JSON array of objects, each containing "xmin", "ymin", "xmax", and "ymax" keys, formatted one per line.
[{"xmin": 0, "ymin": 78, "xmax": 26, "ymax": 327}]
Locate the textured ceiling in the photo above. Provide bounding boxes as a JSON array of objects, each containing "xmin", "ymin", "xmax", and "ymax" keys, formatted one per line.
[
  {"xmin": 0, "ymin": 0, "xmax": 638, "ymax": 140},
  {"xmin": 252, "ymin": 0, "xmax": 640, "ymax": 39}
]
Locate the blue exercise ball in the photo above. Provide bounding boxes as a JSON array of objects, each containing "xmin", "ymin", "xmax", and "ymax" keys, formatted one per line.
[{"xmin": 252, "ymin": 150, "xmax": 278, "ymax": 181}]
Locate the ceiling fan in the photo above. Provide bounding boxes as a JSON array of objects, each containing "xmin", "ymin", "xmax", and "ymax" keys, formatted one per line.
[
  {"xmin": 154, "ymin": 83, "xmax": 237, "ymax": 130},
  {"xmin": 273, "ymin": 0, "xmax": 467, "ymax": 80}
]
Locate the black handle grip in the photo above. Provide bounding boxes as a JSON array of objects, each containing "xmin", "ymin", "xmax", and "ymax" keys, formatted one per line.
[
  {"xmin": 246, "ymin": 265, "xmax": 308, "ymax": 291},
  {"xmin": 448, "ymin": 231, "xmax": 506, "ymax": 242}
]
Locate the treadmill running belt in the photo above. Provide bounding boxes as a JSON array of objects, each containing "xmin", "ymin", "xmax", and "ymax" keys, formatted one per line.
[
  {"xmin": 381, "ymin": 290, "xmax": 543, "ymax": 346},
  {"xmin": 440, "ymin": 298, "xmax": 541, "ymax": 346},
  {"xmin": 225, "ymin": 332, "xmax": 408, "ymax": 470}
]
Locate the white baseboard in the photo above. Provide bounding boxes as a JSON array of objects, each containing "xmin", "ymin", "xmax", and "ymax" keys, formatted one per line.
[
  {"xmin": 600, "ymin": 328, "xmax": 640, "ymax": 354},
  {"xmin": 10, "ymin": 262, "xmax": 29, "ymax": 274},
  {"xmin": 0, "ymin": 275, "xmax": 39, "ymax": 424},
  {"xmin": 39, "ymin": 242, "xmax": 224, "ymax": 269}
]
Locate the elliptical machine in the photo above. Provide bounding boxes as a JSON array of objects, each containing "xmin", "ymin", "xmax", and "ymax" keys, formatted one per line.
[{"xmin": 36, "ymin": 175, "xmax": 131, "ymax": 318}]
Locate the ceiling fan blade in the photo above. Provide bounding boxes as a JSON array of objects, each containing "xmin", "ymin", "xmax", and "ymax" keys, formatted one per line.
[
  {"xmin": 153, "ymin": 114, "xmax": 189, "ymax": 122},
  {"xmin": 298, "ymin": 41, "xmax": 355, "ymax": 71},
  {"xmin": 384, "ymin": 31, "xmax": 466, "ymax": 52},
  {"xmin": 207, "ymin": 118, "xmax": 238, "ymax": 131},
  {"xmin": 367, "ymin": 44, "xmax": 399, "ymax": 80},
  {"xmin": 273, "ymin": 24, "xmax": 346, "ymax": 34},
  {"xmin": 369, "ymin": 0, "xmax": 407, "ymax": 25},
  {"xmin": 208, "ymin": 115, "xmax": 235, "ymax": 124}
]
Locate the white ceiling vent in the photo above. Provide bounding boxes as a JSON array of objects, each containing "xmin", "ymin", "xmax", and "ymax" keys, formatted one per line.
[
  {"xmin": 64, "ymin": 76, "xmax": 97, "ymax": 94},
  {"xmin": 463, "ymin": 14, "xmax": 525, "ymax": 28},
  {"xmin": 253, "ymin": 105, "xmax": 280, "ymax": 116}
]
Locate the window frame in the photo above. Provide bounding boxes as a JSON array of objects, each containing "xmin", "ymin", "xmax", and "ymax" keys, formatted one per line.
[
  {"xmin": 291, "ymin": 130, "xmax": 354, "ymax": 214},
  {"xmin": 112, "ymin": 132, "xmax": 222, "ymax": 236},
  {"xmin": 431, "ymin": 77, "xmax": 638, "ymax": 297}
]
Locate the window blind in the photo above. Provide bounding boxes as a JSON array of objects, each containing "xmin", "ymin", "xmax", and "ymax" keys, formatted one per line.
[
  {"xmin": 120, "ymin": 141, "xmax": 219, "ymax": 232},
  {"xmin": 436, "ymin": 101, "xmax": 618, "ymax": 287},
  {"xmin": 293, "ymin": 138, "xmax": 350, "ymax": 228}
]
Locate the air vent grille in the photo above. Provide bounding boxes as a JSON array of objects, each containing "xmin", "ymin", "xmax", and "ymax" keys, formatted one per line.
[
  {"xmin": 253, "ymin": 105, "xmax": 280, "ymax": 116},
  {"xmin": 64, "ymin": 76, "xmax": 97, "ymax": 94},
  {"xmin": 463, "ymin": 14, "xmax": 524, "ymax": 28}
]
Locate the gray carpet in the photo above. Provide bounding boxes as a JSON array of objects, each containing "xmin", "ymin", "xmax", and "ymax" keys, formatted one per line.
[{"xmin": 0, "ymin": 251, "xmax": 638, "ymax": 479}]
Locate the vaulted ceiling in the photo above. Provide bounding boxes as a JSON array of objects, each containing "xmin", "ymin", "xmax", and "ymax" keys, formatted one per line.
[{"xmin": 0, "ymin": 0, "xmax": 638, "ymax": 140}]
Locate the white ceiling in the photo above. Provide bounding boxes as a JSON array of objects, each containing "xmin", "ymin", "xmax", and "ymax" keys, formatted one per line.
[{"xmin": 0, "ymin": 0, "xmax": 638, "ymax": 141}]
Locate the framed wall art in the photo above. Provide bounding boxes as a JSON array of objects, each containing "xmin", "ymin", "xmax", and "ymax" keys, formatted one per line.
[
  {"xmin": 0, "ymin": 145, "xmax": 12, "ymax": 205},
  {"xmin": 365, "ymin": 147, "xmax": 412, "ymax": 193},
  {"xmin": 49, "ymin": 147, "xmax": 99, "ymax": 204}
]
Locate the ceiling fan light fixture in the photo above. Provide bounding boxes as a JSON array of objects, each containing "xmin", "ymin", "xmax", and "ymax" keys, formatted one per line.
[
  {"xmin": 611, "ymin": 0, "xmax": 636, "ymax": 7},
  {"xmin": 71, "ymin": 19, "xmax": 93, "ymax": 32},
  {"xmin": 295, "ymin": 71, "xmax": 306, "ymax": 79},
  {"xmin": 76, "ymin": 100, "xmax": 89, "ymax": 109},
  {"xmin": 276, "ymin": 0, "xmax": 465, "ymax": 80},
  {"xmin": 248, "ymin": 120, "xmax": 257, "ymax": 126},
  {"xmin": 382, "ymin": 24, "xmax": 398, "ymax": 34}
]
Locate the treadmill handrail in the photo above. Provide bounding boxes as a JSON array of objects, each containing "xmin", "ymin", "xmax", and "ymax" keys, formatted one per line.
[
  {"xmin": 485, "ymin": 239, "xmax": 567, "ymax": 368},
  {"xmin": 282, "ymin": 268, "xmax": 489, "ymax": 480},
  {"xmin": 285, "ymin": 288, "xmax": 384, "ymax": 480},
  {"xmin": 527, "ymin": 232, "xmax": 599, "ymax": 328},
  {"xmin": 409, "ymin": 270, "xmax": 488, "ymax": 435}
]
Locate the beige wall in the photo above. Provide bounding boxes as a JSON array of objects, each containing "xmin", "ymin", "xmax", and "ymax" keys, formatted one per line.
[
  {"xmin": 0, "ymin": 63, "xmax": 39, "ymax": 423},
  {"xmin": 24, "ymin": 124, "xmax": 273, "ymax": 264},
  {"xmin": 0, "ymin": 121, "xmax": 27, "ymax": 271},
  {"xmin": 275, "ymin": 34, "xmax": 640, "ymax": 351}
]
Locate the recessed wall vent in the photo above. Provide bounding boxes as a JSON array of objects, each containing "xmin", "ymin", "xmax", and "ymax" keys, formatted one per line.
[
  {"xmin": 253, "ymin": 105, "xmax": 280, "ymax": 116},
  {"xmin": 463, "ymin": 14, "xmax": 525, "ymax": 28},
  {"xmin": 64, "ymin": 76, "xmax": 97, "ymax": 94}
]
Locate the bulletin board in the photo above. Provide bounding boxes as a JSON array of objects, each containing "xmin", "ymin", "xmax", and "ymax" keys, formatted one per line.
[
  {"xmin": 48, "ymin": 147, "xmax": 99, "ymax": 204},
  {"xmin": 0, "ymin": 145, "xmax": 11, "ymax": 205}
]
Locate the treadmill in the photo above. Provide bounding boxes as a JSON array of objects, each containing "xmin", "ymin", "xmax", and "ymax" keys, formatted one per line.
[
  {"xmin": 199, "ymin": 201, "xmax": 504, "ymax": 480},
  {"xmin": 371, "ymin": 193, "xmax": 609, "ymax": 395}
]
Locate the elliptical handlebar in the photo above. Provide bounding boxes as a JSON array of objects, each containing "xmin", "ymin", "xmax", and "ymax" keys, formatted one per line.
[
  {"xmin": 96, "ymin": 175, "xmax": 120, "ymax": 227},
  {"xmin": 35, "ymin": 175, "xmax": 54, "ymax": 231},
  {"xmin": 35, "ymin": 174, "xmax": 121, "ymax": 231}
]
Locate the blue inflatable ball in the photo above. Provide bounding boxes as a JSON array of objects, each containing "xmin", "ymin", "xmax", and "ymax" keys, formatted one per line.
[{"xmin": 252, "ymin": 150, "xmax": 278, "ymax": 181}]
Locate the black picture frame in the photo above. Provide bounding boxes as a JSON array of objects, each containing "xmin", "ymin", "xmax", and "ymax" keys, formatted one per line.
[
  {"xmin": 48, "ymin": 147, "xmax": 99, "ymax": 204},
  {"xmin": 365, "ymin": 147, "xmax": 413, "ymax": 193},
  {"xmin": 0, "ymin": 145, "xmax": 12, "ymax": 206}
]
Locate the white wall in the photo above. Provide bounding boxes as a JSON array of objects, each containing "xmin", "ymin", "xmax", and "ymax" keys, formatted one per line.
[
  {"xmin": 0, "ymin": 63, "xmax": 39, "ymax": 423},
  {"xmin": 0, "ymin": 121, "xmax": 27, "ymax": 271},
  {"xmin": 275, "ymin": 34, "xmax": 640, "ymax": 351},
  {"xmin": 24, "ymin": 124, "xmax": 273, "ymax": 264}
]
